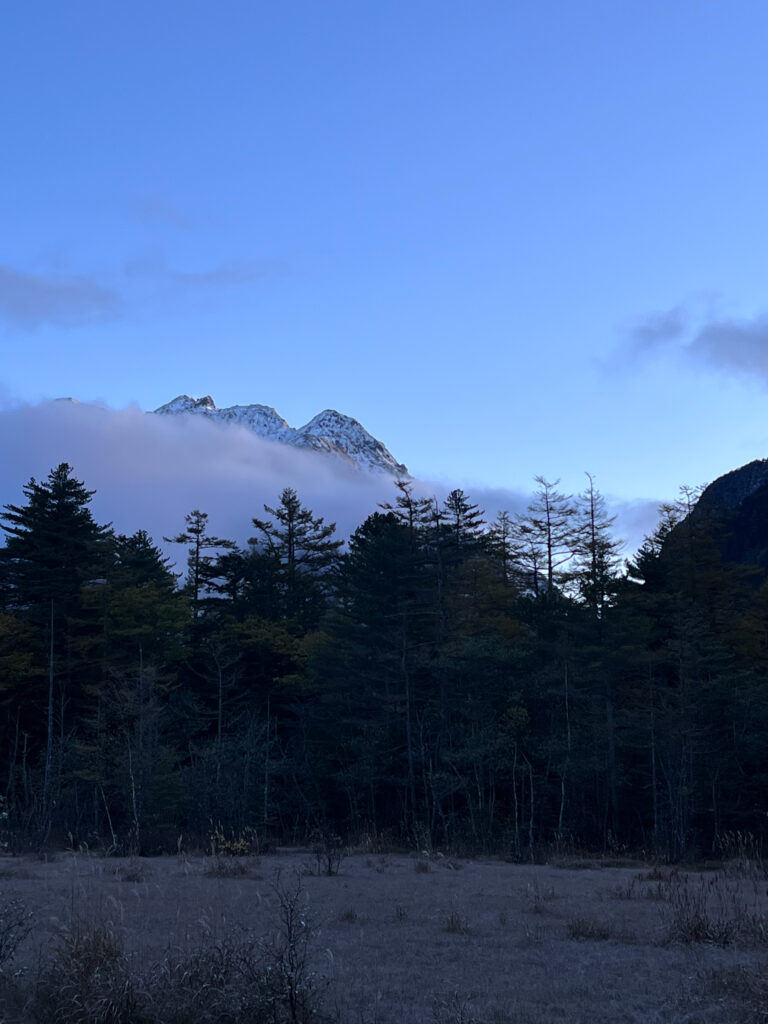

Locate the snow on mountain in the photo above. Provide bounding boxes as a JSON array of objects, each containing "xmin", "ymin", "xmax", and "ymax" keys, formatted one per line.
[{"xmin": 153, "ymin": 395, "xmax": 408, "ymax": 476}]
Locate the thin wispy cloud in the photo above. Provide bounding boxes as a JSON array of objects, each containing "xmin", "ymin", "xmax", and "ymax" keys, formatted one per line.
[
  {"xmin": 129, "ymin": 194, "xmax": 193, "ymax": 230},
  {"xmin": 0, "ymin": 266, "xmax": 119, "ymax": 330},
  {"xmin": 170, "ymin": 260, "xmax": 285, "ymax": 288},
  {"xmin": 616, "ymin": 298, "xmax": 768, "ymax": 387},
  {"xmin": 687, "ymin": 317, "xmax": 768, "ymax": 381},
  {"xmin": 626, "ymin": 305, "xmax": 688, "ymax": 352},
  {"xmin": 124, "ymin": 255, "xmax": 285, "ymax": 291}
]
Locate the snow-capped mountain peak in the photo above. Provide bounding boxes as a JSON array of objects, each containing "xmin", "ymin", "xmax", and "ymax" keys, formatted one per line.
[
  {"xmin": 153, "ymin": 396, "xmax": 407, "ymax": 476},
  {"xmin": 157, "ymin": 394, "xmax": 217, "ymax": 415}
]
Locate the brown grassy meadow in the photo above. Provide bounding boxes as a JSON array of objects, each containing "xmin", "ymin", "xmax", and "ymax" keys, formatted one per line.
[{"xmin": 0, "ymin": 848, "xmax": 766, "ymax": 1023}]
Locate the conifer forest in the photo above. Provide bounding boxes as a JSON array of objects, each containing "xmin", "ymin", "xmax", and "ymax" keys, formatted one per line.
[{"xmin": 1, "ymin": 462, "xmax": 766, "ymax": 862}]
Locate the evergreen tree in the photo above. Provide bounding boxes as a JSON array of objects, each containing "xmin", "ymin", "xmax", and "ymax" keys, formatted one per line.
[
  {"xmin": 574, "ymin": 473, "xmax": 623, "ymax": 619},
  {"xmin": 0, "ymin": 463, "xmax": 112, "ymax": 614},
  {"xmin": 441, "ymin": 489, "xmax": 485, "ymax": 554},
  {"xmin": 0, "ymin": 463, "xmax": 113, "ymax": 831},
  {"xmin": 164, "ymin": 510, "xmax": 235, "ymax": 617},
  {"xmin": 486, "ymin": 510, "xmax": 517, "ymax": 587},
  {"xmin": 251, "ymin": 488, "xmax": 343, "ymax": 626}
]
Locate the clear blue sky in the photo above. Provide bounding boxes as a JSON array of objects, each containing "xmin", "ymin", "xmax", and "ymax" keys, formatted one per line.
[{"xmin": 3, "ymin": 0, "xmax": 768, "ymax": 507}]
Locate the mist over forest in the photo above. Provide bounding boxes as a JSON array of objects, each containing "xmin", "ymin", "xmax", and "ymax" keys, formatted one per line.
[
  {"xmin": 0, "ymin": 436, "xmax": 764, "ymax": 863},
  {"xmin": 0, "ymin": 398, "xmax": 660, "ymax": 559}
]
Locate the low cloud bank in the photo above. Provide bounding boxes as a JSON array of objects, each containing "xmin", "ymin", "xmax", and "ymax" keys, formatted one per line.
[
  {"xmin": 0, "ymin": 400, "xmax": 658, "ymax": 570},
  {"xmin": 0, "ymin": 401, "xmax": 399, "ymax": 565}
]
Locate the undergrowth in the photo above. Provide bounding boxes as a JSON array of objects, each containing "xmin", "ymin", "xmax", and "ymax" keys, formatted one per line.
[{"xmin": 26, "ymin": 875, "xmax": 331, "ymax": 1024}]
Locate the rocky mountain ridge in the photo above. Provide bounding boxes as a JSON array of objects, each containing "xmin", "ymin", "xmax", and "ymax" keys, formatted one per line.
[
  {"xmin": 695, "ymin": 458, "xmax": 768, "ymax": 512},
  {"xmin": 685, "ymin": 458, "xmax": 768, "ymax": 574},
  {"xmin": 154, "ymin": 395, "xmax": 408, "ymax": 476}
]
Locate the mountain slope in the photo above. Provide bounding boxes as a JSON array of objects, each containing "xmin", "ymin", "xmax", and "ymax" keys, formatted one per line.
[
  {"xmin": 686, "ymin": 458, "xmax": 768, "ymax": 573},
  {"xmin": 154, "ymin": 395, "xmax": 408, "ymax": 476}
]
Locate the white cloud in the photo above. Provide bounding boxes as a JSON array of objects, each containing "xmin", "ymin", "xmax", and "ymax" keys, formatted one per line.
[
  {"xmin": 0, "ymin": 401, "xmax": 399, "ymax": 566},
  {"xmin": 0, "ymin": 400, "xmax": 658, "ymax": 569}
]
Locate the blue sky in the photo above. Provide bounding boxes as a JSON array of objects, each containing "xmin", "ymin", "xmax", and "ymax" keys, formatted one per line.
[{"xmin": 3, "ymin": 0, "xmax": 768, "ymax": 518}]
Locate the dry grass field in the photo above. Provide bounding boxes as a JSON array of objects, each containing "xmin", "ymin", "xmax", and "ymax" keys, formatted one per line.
[{"xmin": 0, "ymin": 848, "xmax": 766, "ymax": 1022}]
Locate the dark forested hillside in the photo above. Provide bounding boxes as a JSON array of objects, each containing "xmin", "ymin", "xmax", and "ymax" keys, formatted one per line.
[{"xmin": 1, "ymin": 462, "xmax": 768, "ymax": 862}]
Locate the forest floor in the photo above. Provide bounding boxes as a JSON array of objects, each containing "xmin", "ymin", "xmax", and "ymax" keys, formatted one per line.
[{"xmin": 0, "ymin": 848, "xmax": 766, "ymax": 1022}]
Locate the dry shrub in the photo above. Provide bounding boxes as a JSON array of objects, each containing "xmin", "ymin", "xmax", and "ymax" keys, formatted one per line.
[
  {"xmin": 208, "ymin": 824, "xmax": 261, "ymax": 858},
  {"xmin": 114, "ymin": 858, "xmax": 151, "ymax": 883},
  {"xmin": 432, "ymin": 991, "xmax": 484, "ymax": 1024},
  {"xmin": 704, "ymin": 963, "xmax": 765, "ymax": 1019},
  {"xmin": 643, "ymin": 881, "xmax": 675, "ymax": 901},
  {"xmin": 607, "ymin": 879, "xmax": 637, "ymax": 900},
  {"xmin": 525, "ymin": 880, "xmax": 556, "ymax": 914},
  {"xmin": 33, "ymin": 924, "xmax": 138, "ymax": 1023},
  {"xmin": 441, "ymin": 859, "xmax": 464, "ymax": 871},
  {"xmin": 443, "ymin": 911, "xmax": 471, "ymax": 935},
  {"xmin": 664, "ymin": 873, "xmax": 768, "ymax": 946},
  {"xmin": 551, "ymin": 858, "xmax": 596, "ymax": 870},
  {"xmin": 309, "ymin": 831, "xmax": 345, "ymax": 877},
  {"xmin": 636, "ymin": 866, "xmax": 681, "ymax": 884},
  {"xmin": 0, "ymin": 867, "xmax": 37, "ymax": 881},
  {"xmin": 203, "ymin": 856, "xmax": 252, "ymax": 878},
  {"xmin": 0, "ymin": 895, "xmax": 32, "ymax": 973},
  {"xmin": 566, "ymin": 917, "xmax": 612, "ymax": 941},
  {"xmin": 31, "ymin": 876, "xmax": 332, "ymax": 1024},
  {"xmin": 714, "ymin": 831, "xmax": 767, "ymax": 881}
]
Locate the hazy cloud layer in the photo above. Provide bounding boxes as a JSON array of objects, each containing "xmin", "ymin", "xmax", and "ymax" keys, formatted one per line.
[
  {"xmin": 0, "ymin": 401, "xmax": 659, "ymax": 567},
  {"xmin": 0, "ymin": 266, "xmax": 119, "ymax": 330}
]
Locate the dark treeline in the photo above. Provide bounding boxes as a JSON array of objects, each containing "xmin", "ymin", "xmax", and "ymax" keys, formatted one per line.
[{"xmin": 0, "ymin": 463, "xmax": 766, "ymax": 862}]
